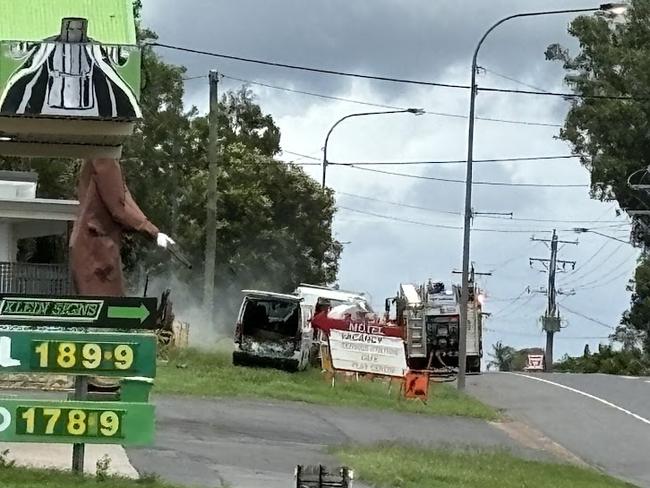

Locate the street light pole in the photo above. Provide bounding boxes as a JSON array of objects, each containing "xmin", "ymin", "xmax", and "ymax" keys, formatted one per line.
[
  {"xmin": 322, "ymin": 108, "xmax": 424, "ymax": 189},
  {"xmin": 573, "ymin": 227, "xmax": 631, "ymax": 244},
  {"xmin": 458, "ymin": 3, "xmax": 627, "ymax": 391}
]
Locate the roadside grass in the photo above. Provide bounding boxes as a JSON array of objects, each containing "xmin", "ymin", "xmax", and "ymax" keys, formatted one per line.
[
  {"xmin": 334, "ymin": 444, "xmax": 637, "ymax": 488},
  {"xmin": 154, "ymin": 348, "xmax": 498, "ymax": 420},
  {"xmin": 0, "ymin": 465, "xmax": 181, "ymax": 488}
]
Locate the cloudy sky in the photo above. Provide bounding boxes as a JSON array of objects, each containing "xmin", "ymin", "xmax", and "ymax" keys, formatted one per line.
[{"xmin": 142, "ymin": 0, "xmax": 637, "ymax": 360}]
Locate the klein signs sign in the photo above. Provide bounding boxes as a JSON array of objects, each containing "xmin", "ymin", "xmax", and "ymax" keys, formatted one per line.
[
  {"xmin": 328, "ymin": 330, "xmax": 407, "ymax": 377},
  {"xmin": 0, "ymin": 330, "xmax": 156, "ymax": 377},
  {"xmin": 0, "ymin": 399, "xmax": 154, "ymax": 445},
  {"xmin": 0, "ymin": 295, "xmax": 157, "ymax": 329}
]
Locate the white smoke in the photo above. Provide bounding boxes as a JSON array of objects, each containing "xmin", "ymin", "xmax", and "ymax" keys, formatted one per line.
[{"xmin": 139, "ymin": 273, "xmax": 236, "ymax": 349}]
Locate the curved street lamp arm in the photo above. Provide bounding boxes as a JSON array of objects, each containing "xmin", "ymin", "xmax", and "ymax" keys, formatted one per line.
[
  {"xmin": 471, "ymin": 8, "xmax": 600, "ymax": 69},
  {"xmin": 574, "ymin": 228, "xmax": 631, "ymax": 244},
  {"xmin": 322, "ymin": 109, "xmax": 420, "ymax": 188}
]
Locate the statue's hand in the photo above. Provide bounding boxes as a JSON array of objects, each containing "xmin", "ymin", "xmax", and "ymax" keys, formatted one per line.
[{"xmin": 156, "ymin": 233, "xmax": 175, "ymax": 249}]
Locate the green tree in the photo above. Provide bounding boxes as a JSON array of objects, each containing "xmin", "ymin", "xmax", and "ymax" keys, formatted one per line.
[
  {"xmin": 488, "ymin": 341, "xmax": 517, "ymax": 371},
  {"xmin": 555, "ymin": 344, "xmax": 650, "ymax": 375},
  {"xmin": 619, "ymin": 258, "xmax": 650, "ymax": 351},
  {"xmin": 546, "ymin": 1, "xmax": 650, "ymax": 350}
]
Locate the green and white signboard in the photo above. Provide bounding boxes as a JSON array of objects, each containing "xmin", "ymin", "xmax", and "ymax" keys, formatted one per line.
[
  {"xmin": 0, "ymin": 293, "xmax": 158, "ymax": 460},
  {"xmin": 0, "ymin": 399, "xmax": 154, "ymax": 445},
  {"xmin": 0, "ymin": 330, "xmax": 156, "ymax": 377},
  {"xmin": 0, "ymin": 295, "xmax": 158, "ymax": 328}
]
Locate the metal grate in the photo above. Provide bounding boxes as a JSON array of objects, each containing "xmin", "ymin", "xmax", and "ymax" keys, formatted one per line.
[
  {"xmin": 295, "ymin": 466, "xmax": 353, "ymax": 488},
  {"xmin": 0, "ymin": 262, "xmax": 72, "ymax": 295}
]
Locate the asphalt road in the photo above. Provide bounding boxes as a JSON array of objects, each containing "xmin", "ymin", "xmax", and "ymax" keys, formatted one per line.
[
  {"xmin": 127, "ymin": 396, "xmax": 540, "ymax": 488},
  {"xmin": 468, "ymin": 372, "xmax": 650, "ymax": 488}
]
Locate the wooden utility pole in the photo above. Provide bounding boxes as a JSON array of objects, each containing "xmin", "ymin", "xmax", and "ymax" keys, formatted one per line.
[
  {"xmin": 203, "ymin": 71, "xmax": 220, "ymax": 317},
  {"xmin": 530, "ymin": 231, "xmax": 577, "ymax": 371}
]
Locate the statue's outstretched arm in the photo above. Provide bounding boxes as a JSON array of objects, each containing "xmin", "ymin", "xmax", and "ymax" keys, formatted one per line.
[{"xmin": 90, "ymin": 158, "xmax": 159, "ymax": 239}]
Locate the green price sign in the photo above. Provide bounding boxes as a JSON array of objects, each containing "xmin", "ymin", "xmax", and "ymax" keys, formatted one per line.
[
  {"xmin": 17, "ymin": 406, "xmax": 125, "ymax": 439},
  {"xmin": 0, "ymin": 399, "xmax": 154, "ymax": 445},
  {"xmin": 0, "ymin": 330, "xmax": 156, "ymax": 377}
]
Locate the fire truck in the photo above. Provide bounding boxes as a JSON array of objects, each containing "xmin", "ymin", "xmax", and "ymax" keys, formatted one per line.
[{"xmin": 388, "ymin": 279, "xmax": 483, "ymax": 373}]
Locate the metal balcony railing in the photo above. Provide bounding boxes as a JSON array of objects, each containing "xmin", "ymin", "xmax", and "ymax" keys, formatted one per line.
[{"xmin": 0, "ymin": 262, "xmax": 72, "ymax": 295}]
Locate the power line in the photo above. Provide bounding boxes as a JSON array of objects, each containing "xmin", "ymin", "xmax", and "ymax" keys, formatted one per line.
[
  {"xmin": 336, "ymin": 191, "xmax": 626, "ymax": 225},
  {"xmin": 482, "ymin": 68, "xmax": 551, "ymax": 94},
  {"xmin": 337, "ymin": 206, "xmax": 556, "ymax": 234},
  {"xmin": 484, "ymin": 327, "xmax": 608, "ymax": 340},
  {"xmin": 574, "ymin": 266, "xmax": 636, "ymax": 291},
  {"xmin": 153, "ymin": 42, "xmax": 649, "ymax": 101},
  {"xmin": 337, "ymin": 205, "xmax": 461, "ymax": 230},
  {"xmin": 484, "ymin": 327, "xmax": 543, "ymax": 338},
  {"xmin": 480, "ymin": 85, "xmax": 648, "ymax": 101},
  {"xmin": 282, "ymin": 150, "xmax": 323, "ymax": 161},
  {"xmin": 559, "ymin": 243, "xmax": 627, "ymax": 286},
  {"xmin": 336, "ymin": 191, "xmax": 460, "ymax": 216},
  {"xmin": 152, "ymin": 42, "xmax": 469, "ymax": 90},
  {"xmin": 338, "ymin": 205, "xmax": 624, "ymax": 235},
  {"xmin": 559, "ymin": 304, "xmax": 616, "ymax": 330},
  {"xmin": 568, "ymin": 251, "xmax": 637, "ymax": 289},
  {"xmin": 485, "ymin": 241, "xmax": 537, "ymax": 272},
  {"xmin": 508, "ymin": 293, "xmax": 541, "ymax": 316},
  {"xmin": 119, "ymin": 156, "xmax": 320, "ymax": 166},
  {"xmin": 182, "ymin": 75, "xmax": 206, "ymax": 81},
  {"xmin": 283, "ymin": 150, "xmax": 580, "ymax": 165},
  {"xmin": 336, "ymin": 155, "xmax": 579, "ymax": 166},
  {"xmin": 488, "ymin": 296, "xmax": 526, "ymax": 302},
  {"xmin": 489, "ymin": 288, "xmax": 530, "ymax": 316},
  {"xmin": 563, "ymin": 240, "xmax": 611, "ymax": 278},
  {"xmin": 285, "ymin": 149, "xmax": 323, "ymax": 165},
  {"xmin": 341, "ymin": 164, "xmax": 589, "ymax": 188},
  {"xmin": 336, "ymin": 206, "xmax": 461, "ymax": 231},
  {"xmin": 218, "ymin": 73, "xmax": 563, "ymax": 128},
  {"xmin": 478, "ymin": 215, "xmax": 625, "ymax": 225},
  {"xmin": 223, "ymin": 73, "xmax": 407, "ymax": 108}
]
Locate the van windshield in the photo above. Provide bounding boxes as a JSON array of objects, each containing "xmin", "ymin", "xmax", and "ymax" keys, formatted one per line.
[{"xmin": 241, "ymin": 298, "xmax": 300, "ymax": 340}]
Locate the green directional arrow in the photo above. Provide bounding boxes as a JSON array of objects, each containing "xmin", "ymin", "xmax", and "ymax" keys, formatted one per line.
[{"xmin": 107, "ymin": 303, "xmax": 150, "ymax": 324}]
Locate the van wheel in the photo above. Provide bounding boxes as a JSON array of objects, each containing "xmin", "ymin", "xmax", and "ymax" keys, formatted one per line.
[{"xmin": 232, "ymin": 352, "xmax": 243, "ymax": 367}]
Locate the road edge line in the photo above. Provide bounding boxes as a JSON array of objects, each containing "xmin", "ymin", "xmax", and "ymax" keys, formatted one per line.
[{"xmin": 511, "ymin": 373, "xmax": 650, "ymax": 426}]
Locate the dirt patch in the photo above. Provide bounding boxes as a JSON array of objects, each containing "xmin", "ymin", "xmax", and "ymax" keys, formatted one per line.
[
  {"xmin": 0, "ymin": 374, "xmax": 73, "ymax": 391},
  {"xmin": 490, "ymin": 420, "xmax": 589, "ymax": 467}
]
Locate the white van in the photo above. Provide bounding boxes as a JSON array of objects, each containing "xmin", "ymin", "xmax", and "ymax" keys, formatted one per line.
[{"xmin": 233, "ymin": 290, "xmax": 314, "ymax": 371}]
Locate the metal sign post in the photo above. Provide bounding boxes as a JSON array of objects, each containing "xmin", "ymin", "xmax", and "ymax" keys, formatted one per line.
[{"xmin": 72, "ymin": 376, "xmax": 88, "ymax": 472}]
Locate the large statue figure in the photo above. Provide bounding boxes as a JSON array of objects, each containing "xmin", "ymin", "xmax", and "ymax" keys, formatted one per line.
[{"xmin": 70, "ymin": 158, "xmax": 173, "ymax": 296}]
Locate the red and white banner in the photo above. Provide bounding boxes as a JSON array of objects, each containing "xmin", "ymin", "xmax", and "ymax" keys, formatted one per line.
[{"xmin": 312, "ymin": 312, "xmax": 403, "ymax": 338}]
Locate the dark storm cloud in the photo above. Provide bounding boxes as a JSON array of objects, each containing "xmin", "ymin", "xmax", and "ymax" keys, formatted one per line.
[{"xmin": 142, "ymin": 0, "xmax": 591, "ymax": 101}]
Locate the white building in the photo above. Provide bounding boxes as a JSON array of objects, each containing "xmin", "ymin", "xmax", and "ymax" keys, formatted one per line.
[{"xmin": 0, "ymin": 171, "xmax": 78, "ymax": 293}]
